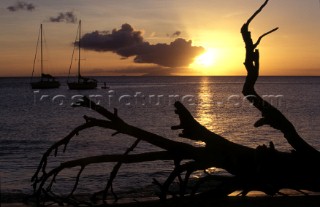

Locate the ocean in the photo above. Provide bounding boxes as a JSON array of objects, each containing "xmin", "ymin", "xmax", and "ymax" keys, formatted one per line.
[{"xmin": 1, "ymin": 76, "xmax": 320, "ymax": 197}]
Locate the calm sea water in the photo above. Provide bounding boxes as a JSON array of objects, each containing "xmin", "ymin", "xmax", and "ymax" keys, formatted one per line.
[{"xmin": 1, "ymin": 76, "xmax": 320, "ymax": 196}]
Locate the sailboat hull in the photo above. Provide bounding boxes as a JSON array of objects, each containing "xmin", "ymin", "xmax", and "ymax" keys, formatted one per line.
[
  {"xmin": 67, "ymin": 81, "xmax": 97, "ymax": 90},
  {"xmin": 31, "ymin": 81, "xmax": 60, "ymax": 89}
]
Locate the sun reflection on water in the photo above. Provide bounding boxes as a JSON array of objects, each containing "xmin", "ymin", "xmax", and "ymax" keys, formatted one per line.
[
  {"xmin": 194, "ymin": 77, "xmax": 220, "ymax": 169},
  {"xmin": 195, "ymin": 77, "xmax": 219, "ymax": 133}
]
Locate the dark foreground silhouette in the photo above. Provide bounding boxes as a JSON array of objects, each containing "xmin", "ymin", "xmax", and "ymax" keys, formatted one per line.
[{"xmin": 30, "ymin": 0, "xmax": 320, "ymax": 206}]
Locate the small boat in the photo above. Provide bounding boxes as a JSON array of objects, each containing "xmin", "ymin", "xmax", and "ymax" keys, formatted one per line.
[
  {"xmin": 67, "ymin": 20, "xmax": 97, "ymax": 90},
  {"xmin": 31, "ymin": 24, "xmax": 60, "ymax": 89}
]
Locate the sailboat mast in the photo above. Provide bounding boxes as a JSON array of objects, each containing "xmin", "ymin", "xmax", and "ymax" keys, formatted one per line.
[
  {"xmin": 40, "ymin": 24, "xmax": 43, "ymax": 79},
  {"xmin": 77, "ymin": 20, "xmax": 81, "ymax": 83}
]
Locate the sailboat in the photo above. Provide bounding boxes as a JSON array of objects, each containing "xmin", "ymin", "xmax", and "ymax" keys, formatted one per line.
[
  {"xmin": 31, "ymin": 24, "xmax": 60, "ymax": 89},
  {"xmin": 67, "ymin": 20, "xmax": 97, "ymax": 90}
]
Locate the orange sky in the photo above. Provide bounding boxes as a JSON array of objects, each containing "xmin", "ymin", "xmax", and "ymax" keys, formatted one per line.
[{"xmin": 0, "ymin": 0, "xmax": 319, "ymax": 77}]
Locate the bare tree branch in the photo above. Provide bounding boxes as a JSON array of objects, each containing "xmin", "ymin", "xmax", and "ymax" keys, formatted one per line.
[
  {"xmin": 241, "ymin": 0, "xmax": 319, "ymax": 156},
  {"xmin": 245, "ymin": 0, "xmax": 269, "ymax": 26},
  {"xmin": 254, "ymin": 27, "xmax": 279, "ymax": 48}
]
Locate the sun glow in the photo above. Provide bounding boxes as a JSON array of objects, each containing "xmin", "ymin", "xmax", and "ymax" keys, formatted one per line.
[{"xmin": 190, "ymin": 48, "xmax": 218, "ymax": 71}]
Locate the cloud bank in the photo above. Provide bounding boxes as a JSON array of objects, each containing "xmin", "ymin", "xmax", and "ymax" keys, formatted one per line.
[
  {"xmin": 7, "ymin": 1, "xmax": 35, "ymax": 12},
  {"xmin": 80, "ymin": 24, "xmax": 204, "ymax": 68},
  {"xmin": 48, "ymin": 11, "xmax": 77, "ymax": 23}
]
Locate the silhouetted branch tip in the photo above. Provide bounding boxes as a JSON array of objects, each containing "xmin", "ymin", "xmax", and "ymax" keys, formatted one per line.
[
  {"xmin": 246, "ymin": 0, "xmax": 269, "ymax": 26},
  {"xmin": 254, "ymin": 27, "xmax": 279, "ymax": 48}
]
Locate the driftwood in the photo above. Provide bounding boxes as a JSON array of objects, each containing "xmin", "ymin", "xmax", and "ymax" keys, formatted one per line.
[{"xmin": 31, "ymin": 0, "xmax": 320, "ymax": 206}]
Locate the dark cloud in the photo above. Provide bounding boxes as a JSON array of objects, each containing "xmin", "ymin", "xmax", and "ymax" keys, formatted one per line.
[
  {"xmin": 7, "ymin": 1, "xmax": 35, "ymax": 12},
  {"xmin": 167, "ymin": 31, "xmax": 181, "ymax": 38},
  {"xmin": 48, "ymin": 11, "xmax": 77, "ymax": 23},
  {"xmin": 80, "ymin": 24, "xmax": 203, "ymax": 68},
  {"xmin": 81, "ymin": 23, "xmax": 143, "ymax": 51},
  {"xmin": 117, "ymin": 38, "xmax": 204, "ymax": 68},
  {"xmin": 87, "ymin": 66, "xmax": 173, "ymax": 76}
]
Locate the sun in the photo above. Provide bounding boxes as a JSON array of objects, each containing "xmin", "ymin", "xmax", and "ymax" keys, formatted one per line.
[{"xmin": 191, "ymin": 48, "xmax": 217, "ymax": 70}]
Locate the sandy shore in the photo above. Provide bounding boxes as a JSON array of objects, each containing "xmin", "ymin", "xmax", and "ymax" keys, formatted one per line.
[
  {"xmin": 114, "ymin": 195, "xmax": 320, "ymax": 207},
  {"xmin": 2, "ymin": 191, "xmax": 320, "ymax": 207}
]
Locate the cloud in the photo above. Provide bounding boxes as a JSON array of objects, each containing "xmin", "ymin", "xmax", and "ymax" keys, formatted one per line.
[
  {"xmin": 167, "ymin": 31, "xmax": 181, "ymax": 38},
  {"xmin": 80, "ymin": 24, "xmax": 204, "ymax": 68},
  {"xmin": 86, "ymin": 66, "xmax": 174, "ymax": 76},
  {"xmin": 7, "ymin": 1, "xmax": 35, "ymax": 12},
  {"xmin": 117, "ymin": 38, "xmax": 204, "ymax": 68},
  {"xmin": 81, "ymin": 23, "xmax": 143, "ymax": 51},
  {"xmin": 48, "ymin": 11, "xmax": 77, "ymax": 23}
]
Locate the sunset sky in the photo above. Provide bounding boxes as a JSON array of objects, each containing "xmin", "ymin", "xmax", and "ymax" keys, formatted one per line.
[{"xmin": 0, "ymin": 0, "xmax": 319, "ymax": 77}]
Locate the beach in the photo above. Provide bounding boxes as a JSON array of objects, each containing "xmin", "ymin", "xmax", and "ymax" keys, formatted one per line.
[
  {"xmin": 3, "ymin": 195, "xmax": 320, "ymax": 207},
  {"xmin": 3, "ymin": 190, "xmax": 320, "ymax": 207}
]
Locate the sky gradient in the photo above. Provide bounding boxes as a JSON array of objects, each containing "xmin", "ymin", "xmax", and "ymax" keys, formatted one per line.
[{"xmin": 0, "ymin": 0, "xmax": 319, "ymax": 76}]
